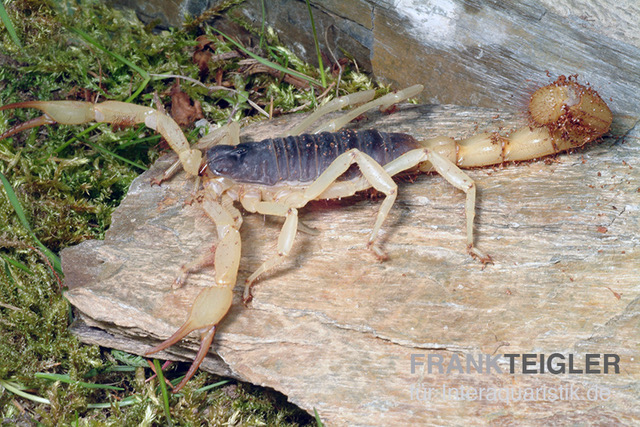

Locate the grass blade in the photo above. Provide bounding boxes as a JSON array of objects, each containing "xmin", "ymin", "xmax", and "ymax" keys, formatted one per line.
[
  {"xmin": 305, "ymin": 0, "xmax": 326, "ymax": 87},
  {"xmin": 314, "ymin": 407, "xmax": 324, "ymax": 426},
  {"xmin": 0, "ymin": 379, "xmax": 51, "ymax": 404},
  {"xmin": 216, "ymin": 29, "xmax": 322, "ymax": 88},
  {"xmin": 82, "ymin": 140, "xmax": 147, "ymax": 171},
  {"xmin": 0, "ymin": 172, "xmax": 62, "ymax": 274},
  {"xmin": 0, "ymin": 1, "xmax": 21, "ymax": 47},
  {"xmin": 87, "ymin": 395, "xmax": 141, "ymax": 409},
  {"xmin": 0, "ymin": 253, "xmax": 33, "ymax": 274},
  {"xmin": 153, "ymin": 359, "xmax": 173, "ymax": 426},
  {"xmin": 35, "ymin": 373, "xmax": 124, "ymax": 390},
  {"xmin": 69, "ymin": 27, "xmax": 148, "ymax": 78},
  {"xmin": 195, "ymin": 379, "xmax": 229, "ymax": 394}
]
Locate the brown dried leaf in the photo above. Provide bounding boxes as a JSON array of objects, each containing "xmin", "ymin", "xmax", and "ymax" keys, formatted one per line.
[
  {"xmin": 169, "ymin": 81, "xmax": 203, "ymax": 127},
  {"xmin": 193, "ymin": 35, "xmax": 241, "ymax": 81}
]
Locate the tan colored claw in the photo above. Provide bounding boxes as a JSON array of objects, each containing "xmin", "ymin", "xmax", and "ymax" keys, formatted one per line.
[
  {"xmin": 0, "ymin": 100, "xmax": 202, "ymax": 176},
  {"xmin": 145, "ymin": 286, "xmax": 233, "ymax": 391}
]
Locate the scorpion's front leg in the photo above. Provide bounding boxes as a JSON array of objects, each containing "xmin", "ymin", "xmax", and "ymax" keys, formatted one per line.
[
  {"xmin": 0, "ymin": 100, "xmax": 202, "ymax": 176},
  {"xmin": 146, "ymin": 192, "xmax": 242, "ymax": 392}
]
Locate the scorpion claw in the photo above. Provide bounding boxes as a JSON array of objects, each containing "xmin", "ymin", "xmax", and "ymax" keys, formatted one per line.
[
  {"xmin": 173, "ymin": 325, "xmax": 217, "ymax": 392},
  {"xmin": 145, "ymin": 286, "xmax": 233, "ymax": 392},
  {"xmin": 0, "ymin": 114, "xmax": 58, "ymax": 140}
]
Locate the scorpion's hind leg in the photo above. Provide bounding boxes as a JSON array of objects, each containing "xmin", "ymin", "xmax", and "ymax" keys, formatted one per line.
[
  {"xmin": 304, "ymin": 148, "xmax": 400, "ymax": 260},
  {"xmin": 146, "ymin": 193, "xmax": 242, "ymax": 392},
  {"xmin": 385, "ymin": 148, "xmax": 491, "ymax": 263}
]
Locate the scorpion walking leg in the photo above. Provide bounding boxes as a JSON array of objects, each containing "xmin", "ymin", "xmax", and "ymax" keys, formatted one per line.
[
  {"xmin": 241, "ymin": 148, "xmax": 398, "ymax": 301},
  {"xmin": 240, "ymin": 200, "xmax": 299, "ymax": 303},
  {"xmin": 173, "ymin": 245, "xmax": 217, "ymax": 288},
  {"xmin": 304, "ymin": 149, "xmax": 398, "ymax": 259},
  {"xmin": 283, "ymin": 90, "xmax": 376, "ymax": 136},
  {"xmin": 312, "ymin": 85, "xmax": 424, "ymax": 133},
  {"xmin": 384, "ymin": 148, "xmax": 490, "ymax": 262},
  {"xmin": 146, "ymin": 192, "xmax": 241, "ymax": 391}
]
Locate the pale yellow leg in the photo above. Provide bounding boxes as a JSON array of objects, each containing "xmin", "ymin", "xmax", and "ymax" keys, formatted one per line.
[
  {"xmin": 240, "ymin": 199, "xmax": 299, "ymax": 302},
  {"xmin": 382, "ymin": 148, "xmax": 490, "ymax": 262},
  {"xmin": 146, "ymin": 192, "xmax": 243, "ymax": 391},
  {"xmin": 283, "ymin": 90, "xmax": 376, "ymax": 136},
  {"xmin": 308, "ymin": 147, "xmax": 489, "ymax": 262},
  {"xmin": 304, "ymin": 148, "xmax": 398, "ymax": 259},
  {"xmin": 312, "ymin": 85, "xmax": 423, "ymax": 133},
  {"xmin": 173, "ymin": 245, "xmax": 216, "ymax": 289},
  {"xmin": 196, "ymin": 121, "xmax": 240, "ymax": 148},
  {"xmin": 239, "ymin": 148, "xmax": 401, "ymax": 301}
]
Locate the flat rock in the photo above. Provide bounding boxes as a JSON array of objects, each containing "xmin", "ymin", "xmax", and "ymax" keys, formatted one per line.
[{"xmin": 62, "ymin": 103, "xmax": 639, "ymax": 425}]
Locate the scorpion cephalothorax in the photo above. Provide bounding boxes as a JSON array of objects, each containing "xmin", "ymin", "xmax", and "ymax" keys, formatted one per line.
[{"xmin": 0, "ymin": 76, "xmax": 612, "ymax": 391}]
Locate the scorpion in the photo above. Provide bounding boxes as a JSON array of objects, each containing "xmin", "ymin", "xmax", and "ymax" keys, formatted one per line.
[{"xmin": 0, "ymin": 75, "xmax": 612, "ymax": 391}]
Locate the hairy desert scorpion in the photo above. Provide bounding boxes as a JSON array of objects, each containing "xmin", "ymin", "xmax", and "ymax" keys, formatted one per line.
[{"xmin": 0, "ymin": 75, "xmax": 612, "ymax": 391}]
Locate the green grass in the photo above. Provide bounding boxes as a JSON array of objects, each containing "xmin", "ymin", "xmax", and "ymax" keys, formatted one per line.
[{"xmin": 0, "ymin": 0, "xmax": 378, "ymax": 424}]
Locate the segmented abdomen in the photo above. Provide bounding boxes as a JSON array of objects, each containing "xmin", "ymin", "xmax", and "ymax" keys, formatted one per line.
[{"xmin": 205, "ymin": 129, "xmax": 421, "ymax": 186}]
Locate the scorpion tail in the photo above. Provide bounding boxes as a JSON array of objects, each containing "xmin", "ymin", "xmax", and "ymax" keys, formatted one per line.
[{"xmin": 146, "ymin": 286, "xmax": 233, "ymax": 392}]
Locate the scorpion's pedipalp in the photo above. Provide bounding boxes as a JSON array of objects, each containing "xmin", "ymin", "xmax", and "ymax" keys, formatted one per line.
[
  {"xmin": 0, "ymin": 99, "xmax": 202, "ymax": 176},
  {"xmin": 173, "ymin": 324, "xmax": 217, "ymax": 392},
  {"xmin": 145, "ymin": 286, "xmax": 232, "ymax": 391},
  {"xmin": 0, "ymin": 100, "xmax": 94, "ymax": 141},
  {"xmin": 0, "ymin": 113, "xmax": 57, "ymax": 140},
  {"xmin": 0, "ymin": 100, "xmax": 97, "ymax": 125},
  {"xmin": 145, "ymin": 287, "xmax": 232, "ymax": 354},
  {"xmin": 144, "ymin": 192, "xmax": 241, "ymax": 391}
]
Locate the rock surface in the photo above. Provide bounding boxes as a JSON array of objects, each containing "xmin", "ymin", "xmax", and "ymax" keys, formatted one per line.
[{"xmin": 62, "ymin": 100, "xmax": 639, "ymax": 425}]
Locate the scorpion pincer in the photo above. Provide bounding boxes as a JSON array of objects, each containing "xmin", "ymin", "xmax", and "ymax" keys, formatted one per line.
[{"xmin": 0, "ymin": 76, "xmax": 612, "ymax": 391}]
